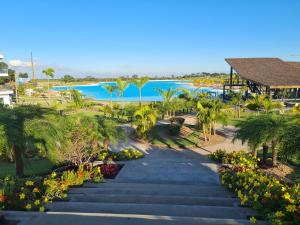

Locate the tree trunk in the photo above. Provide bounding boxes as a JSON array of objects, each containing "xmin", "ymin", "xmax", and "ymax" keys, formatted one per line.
[
  {"xmin": 139, "ymin": 89, "xmax": 142, "ymax": 107},
  {"xmin": 237, "ymin": 107, "xmax": 241, "ymax": 118},
  {"xmin": 103, "ymin": 138, "xmax": 109, "ymax": 151},
  {"xmin": 13, "ymin": 145, "xmax": 24, "ymax": 177},
  {"xmin": 271, "ymin": 140, "xmax": 277, "ymax": 166},
  {"xmin": 252, "ymin": 149, "xmax": 257, "ymax": 158},
  {"xmin": 262, "ymin": 143, "xmax": 268, "ymax": 165}
]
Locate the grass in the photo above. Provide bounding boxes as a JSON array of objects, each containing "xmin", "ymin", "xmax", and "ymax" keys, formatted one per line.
[
  {"xmin": 0, "ymin": 159, "xmax": 54, "ymax": 178},
  {"xmin": 227, "ymin": 110, "xmax": 255, "ymax": 126},
  {"xmin": 150, "ymin": 124, "xmax": 200, "ymax": 148}
]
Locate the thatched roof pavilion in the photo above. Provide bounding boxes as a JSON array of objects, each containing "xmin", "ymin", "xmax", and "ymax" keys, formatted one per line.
[{"xmin": 223, "ymin": 58, "xmax": 300, "ymax": 100}]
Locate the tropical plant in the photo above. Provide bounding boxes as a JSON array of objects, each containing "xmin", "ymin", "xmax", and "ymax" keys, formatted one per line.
[
  {"xmin": 133, "ymin": 105, "xmax": 157, "ymax": 138},
  {"xmin": 155, "ymin": 88, "xmax": 177, "ymax": 118},
  {"xmin": 196, "ymin": 101, "xmax": 210, "ymax": 141},
  {"xmin": 102, "ymin": 84, "xmax": 117, "ymax": 110},
  {"xmin": 116, "ymin": 78, "xmax": 129, "ymax": 109},
  {"xmin": 229, "ymin": 91, "xmax": 244, "ymax": 118},
  {"xmin": 0, "ymin": 105, "xmax": 63, "ymax": 176},
  {"xmin": 62, "ymin": 116, "xmax": 102, "ymax": 166},
  {"xmin": 279, "ymin": 122, "xmax": 300, "ymax": 162},
  {"xmin": 95, "ymin": 116, "xmax": 125, "ymax": 151},
  {"xmin": 234, "ymin": 114, "xmax": 286, "ymax": 165},
  {"xmin": 70, "ymin": 89, "xmax": 84, "ymax": 108},
  {"xmin": 61, "ymin": 75, "xmax": 74, "ymax": 84},
  {"xmin": 42, "ymin": 68, "xmax": 55, "ymax": 104},
  {"xmin": 131, "ymin": 77, "xmax": 149, "ymax": 107}
]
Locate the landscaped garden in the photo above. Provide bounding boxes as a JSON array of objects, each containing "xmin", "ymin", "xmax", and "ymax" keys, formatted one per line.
[{"xmin": 0, "ymin": 74, "xmax": 300, "ymax": 225}]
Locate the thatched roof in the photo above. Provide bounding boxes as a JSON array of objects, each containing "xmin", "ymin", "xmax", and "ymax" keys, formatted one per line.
[{"xmin": 225, "ymin": 58, "xmax": 300, "ymax": 88}]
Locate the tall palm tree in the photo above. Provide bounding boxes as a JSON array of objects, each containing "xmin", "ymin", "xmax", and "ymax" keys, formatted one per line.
[
  {"xmin": 155, "ymin": 88, "xmax": 178, "ymax": 118},
  {"xmin": 42, "ymin": 68, "xmax": 55, "ymax": 104},
  {"xmin": 131, "ymin": 77, "xmax": 149, "ymax": 107},
  {"xmin": 133, "ymin": 105, "xmax": 157, "ymax": 138},
  {"xmin": 103, "ymin": 84, "xmax": 117, "ymax": 110},
  {"xmin": 116, "ymin": 78, "xmax": 129, "ymax": 110}
]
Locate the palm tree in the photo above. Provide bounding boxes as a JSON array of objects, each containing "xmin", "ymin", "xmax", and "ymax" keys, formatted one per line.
[
  {"xmin": 103, "ymin": 84, "xmax": 117, "ymax": 110},
  {"xmin": 42, "ymin": 68, "xmax": 55, "ymax": 104},
  {"xmin": 229, "ymin": 91, "xmax": 243, "ymax": 118},
  {"xmin": 234, "ymin": 114, "xmax": 286, "ymax": 165},
  {"xmin": 95, "ymin": 116, "xmax": 126, "ymax": 151},
  {"xmin": 70, "ymin": 90, "xmax": 84, "ymax": 108},
  {"xmin": 116, "ymin": 78, "xmax": 129, "ymax": 110},
  {"xmin": 196, "ymin": 101, "xmax": 211, "ymax": 142},
  {"xmin": 155, "ymin": 88, "xmax": 178, "ymax": 118},
  {"xmin": 131, "ymin": 77, "xmax": 149, "ymax": 107},
  {"xmin": 0, "ymin": 105, "xmax": 62, "ymax": 176},
  {"xmin": 133, "ymin": 105, "xmax": 157, "ymax": 138}
]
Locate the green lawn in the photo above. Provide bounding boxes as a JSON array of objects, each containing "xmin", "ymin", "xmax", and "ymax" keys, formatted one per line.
[
  {"xmin": 150, "ymin": 124, "xmax": 200, "ymax": 148},
  {"xmin": 0, "ymin": 159, "xmax": 54, "ymax": 178},
  {"xmin": 227, "ymin": 110, "xmax": 255, "ymax": 126}
]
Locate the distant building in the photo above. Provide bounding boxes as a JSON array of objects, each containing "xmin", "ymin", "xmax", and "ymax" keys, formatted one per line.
[
  {"xmin": 224, "ymin": 58, "xmax": 300, "ymax": 101},
  {"xmin": 0, "ymin": 52, "xmax": 14, "ymax": 105}
]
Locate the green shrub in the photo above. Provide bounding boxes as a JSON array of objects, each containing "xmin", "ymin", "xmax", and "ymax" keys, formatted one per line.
[
  {"xmin": 98, "ymin": 148, "xmax": 143, "ymax": 161},
  {"xmin": 208, "ymin": 149, "xmax": 227, "ymax": 163},
  {"xmin": 169, "ymin": 124, "xmax": 181, "ymax": 136}
]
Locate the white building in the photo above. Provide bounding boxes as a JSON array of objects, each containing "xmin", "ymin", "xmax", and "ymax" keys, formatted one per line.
[{"xmin": 0, "ymin": 52, "xmax": 14, "ymax": 105}]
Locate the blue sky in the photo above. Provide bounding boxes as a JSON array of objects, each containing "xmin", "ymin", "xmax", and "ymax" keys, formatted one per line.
[{"xmin": 1, "ymin": 0, "xmax": 300, "ymax": 78}]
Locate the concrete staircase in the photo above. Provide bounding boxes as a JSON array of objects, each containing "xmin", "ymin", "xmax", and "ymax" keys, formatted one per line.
[{"xmin": 35, "ymin": 180, "xmax": 263, "ymax": 225}]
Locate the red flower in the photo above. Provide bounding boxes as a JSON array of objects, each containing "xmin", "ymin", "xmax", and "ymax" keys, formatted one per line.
[{"xmin": 0, "ymin": 195, "xmax": 7, "ymax": 202}]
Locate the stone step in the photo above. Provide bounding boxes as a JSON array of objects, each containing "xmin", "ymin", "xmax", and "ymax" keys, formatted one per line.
[
  {"xmin": 3, "ymin": 211, "xmax": 266, "ymax": 225},
  {"xmin": 84, "ymin": 181, "xmax": 222, "ymax": 189},
  {"xmin": 68, "ymin": 186, "xmax": 232, "ymax": 197},
  {"xmin": 69, "ymin": 193, "xmax": 239, "ymax": 206},
  {"xmin": 47, "ymin": 202, "xmax": 254, "ymax": 219},
  {"xmin": 110, "ymin": 178, "xmax": 220, "ymax": 185}
]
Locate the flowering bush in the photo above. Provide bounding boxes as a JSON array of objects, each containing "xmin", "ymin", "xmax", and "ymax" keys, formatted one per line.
[
  {"xmin": 217, "ymin": 151, "xmax": 300, "ymax": 225},
  {"xmin": 99, "ymin": 164, "xmax": 121, "ymax": 179},
  {"xmin": 0, "ymin": 165, "xmax": 103, "ymax": 211},
  {"xmin": 209, "ymin": 150, "xmax": 258, "ymax": 169},
  {"xmin": 98, "ymin": 148, "xmax": 143, "ymax": 161}
]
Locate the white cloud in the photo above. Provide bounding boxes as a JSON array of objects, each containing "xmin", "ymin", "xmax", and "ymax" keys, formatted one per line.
[{"xmin": 8, "ymin": 59, "xmax": 31, "ymax": 67}]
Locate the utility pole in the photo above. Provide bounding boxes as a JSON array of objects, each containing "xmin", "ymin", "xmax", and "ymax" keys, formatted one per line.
[
  {"xmin": 31, "ymin": 52, "xmax": 35, "ymax": 81},
  {"xmin": 15, "ymin": 72, "xmax": 18, "ymax": 104}
]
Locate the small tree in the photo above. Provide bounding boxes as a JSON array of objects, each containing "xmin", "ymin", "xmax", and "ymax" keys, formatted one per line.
[
  {"xmin": 42, "ymin": 68, "xmax": 55, "ymax": 104},
  {"xmin": 133, "ymin": 105, "xmax": 157, "ymax": 138},
  {"xmin": 155, "ymin": 88, "xmax": 178, "ymax": 118},
  {"xmin": 229, "ymin": 91, "xmax": 243, "ymax": 118},
  {"xmin": 116, "ymin": 78, "xmax": 129, "ymax": 110},
  {"xmin": 103, "ymin": 84, "xmax": 117, "ymax": 110},
  {"xmin": 131, "ymin": 77, "xmax": 149, "ymax": 107}
]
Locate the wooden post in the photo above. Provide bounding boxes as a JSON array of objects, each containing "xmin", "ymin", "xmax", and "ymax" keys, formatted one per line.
[
  {"xmin": 230, "ymin": 67, "xmax": 233, "ymax": 89},
  {"xmin": 223, "ymin": 84, "xmax": 225, "ymax": 101}
]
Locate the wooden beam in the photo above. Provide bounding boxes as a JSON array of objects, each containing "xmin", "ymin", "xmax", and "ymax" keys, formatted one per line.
[{"xmin": 230, "ymin": 67, "xmax": 233, "ymax": 89}]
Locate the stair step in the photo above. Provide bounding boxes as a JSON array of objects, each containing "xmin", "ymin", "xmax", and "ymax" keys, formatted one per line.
[
  {"xmin": 84, "ymin": 181, "xmax": 222, "ymax": 189},
  {"xmin": 3, "ymin": 211, "xmax": 266, "ymax": 225},
  {"xmin": 68, "ymin": 186, "xmax": 232, "ymax": 197},
  {"xmin": 47, "ymin": 202, "xmax": 254, "ymax": 219},
  {"xmin": 69, "ymin": 193, "xmax": 239, "ymax": 206}
]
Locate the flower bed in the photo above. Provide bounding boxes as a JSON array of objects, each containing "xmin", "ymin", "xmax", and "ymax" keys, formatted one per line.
[
  {"xmin": 209, "ymin": 150, "xmax": 300, "ymax": 225},
  {"xmin": 0, "ymin": 166, "xmax": 103, "ymax": 211},
  {"xmin": 98, "ymin": 148, "xmax": 143, "ymax": 161},
  {"xmin": 98, "ymin": 164, "xmax": 123, "ymax": 179}
]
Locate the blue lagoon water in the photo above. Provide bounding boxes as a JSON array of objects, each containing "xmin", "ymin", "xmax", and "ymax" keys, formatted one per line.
[{"xmin": 53, "ymin": 80, "xmax": 222, "ymax": 101}]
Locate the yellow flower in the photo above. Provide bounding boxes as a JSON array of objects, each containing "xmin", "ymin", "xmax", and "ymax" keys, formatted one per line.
[
  {"xmin": 264, "ymin": 192, "xmax": 271, "ymax": 198},
  {"xmin": 249, "ymin": 216, "xmax": 256, "ymax": 224},
  {"xmin": 275, "ymin": 211, "xmax": 284, "ymax": 218},
  {"xmin": 281, "ymin": 186, "xmax": 286, "ymax": 192},
  {"xmin": 44, "ymin": 197, "xmax": 49, "ymax": 203},
  {"xmin": 253, "ymin": 193, "xmax": 259, "ymax": 201},
  {"xmin": 34, "ymin": 200, "xmax": 40, "ymax": 206},
  {"xmin": 25, "ymin": 204, "xmax": 32, "ymax": 210},
  {"xmin": 39, "ymin": 206, "xmax": 45, "ymax": 212},
  {"xmin": 25, "ymin": 180, "xmax": 34, "ymax": 186},
  {"xmin": 33, "ymin": 187, "xmax": 40, "ymax": 193},
  {"xmin": 19, "ymin": 193, "xmax": 26, "ymax": 200},
  {"xmin": 283, "ymin": 192, "xmax": 291, "ymax": 201},
  {"xmin": 286, "ymin": 205, "xmax": 296, "ymax": 212},
  {"xmin": 51, "ymin": 172, "xmax": 57, "ymax": 178}
]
